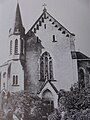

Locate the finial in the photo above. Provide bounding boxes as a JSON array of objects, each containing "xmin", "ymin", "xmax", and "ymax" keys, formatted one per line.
[{"xmin": 43, "ymin": 3, "xmax": 47, "ymax": 12}]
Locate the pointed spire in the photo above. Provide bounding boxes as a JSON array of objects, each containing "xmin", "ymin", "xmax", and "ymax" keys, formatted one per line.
[{"xmin": 9, "ymin": 2, "xmax": 25, "ymax": 36}]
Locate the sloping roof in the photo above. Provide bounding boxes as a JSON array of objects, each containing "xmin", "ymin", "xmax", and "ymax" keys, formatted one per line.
[
  {"xmin": 38, "ymin": 80, "xmax": 58, "ymax": 94},
  {"xmin": 26, "ymin": 8, "xmax": 75, "ymax": 37},
  {"xmin": 9, "ymin": 3, "xmax": 25, "ymax": 36},
  {"xmin": 71, "ymin": 51, "xmax": 90, "ymax": 60}
]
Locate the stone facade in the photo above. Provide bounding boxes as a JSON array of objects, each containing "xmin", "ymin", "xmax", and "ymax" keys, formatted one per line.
[{"xmin": 0, "ymin": 3, "xmax": 90, "ymax": 110}]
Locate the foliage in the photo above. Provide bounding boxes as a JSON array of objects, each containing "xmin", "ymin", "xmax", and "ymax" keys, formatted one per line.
[
  {"xmin": 1, "ymin": 91, "xmax": 49, "ymax": 120},
  {"xmin": 48, "ymin": 83, "xmax": 90, "ymax": 120}
]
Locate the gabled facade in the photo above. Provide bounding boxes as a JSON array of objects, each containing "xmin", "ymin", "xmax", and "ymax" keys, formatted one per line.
[{"xmin": 0, "ymin": 3, "xmax": 90, "ymax": 109}]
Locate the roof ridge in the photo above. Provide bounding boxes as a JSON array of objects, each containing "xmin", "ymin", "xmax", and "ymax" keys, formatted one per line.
[
  {"xmin": 46, "ymin": 11, "xmax": 75, "ymax": 36},
  {"xmin": 26, "ymin": 10, "xmax": 75, "ymax": 36}
]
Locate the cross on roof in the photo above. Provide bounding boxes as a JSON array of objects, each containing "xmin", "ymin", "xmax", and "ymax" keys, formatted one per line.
[
  {"xmin": 43, "ymin": 3, "xmax": 47, "ymax": 12},
  {"xmin": 43, "ymin": 3, "xmax": 47, "ymax": 8}
]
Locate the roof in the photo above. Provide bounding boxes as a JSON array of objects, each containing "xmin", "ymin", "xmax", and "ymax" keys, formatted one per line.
[
  {"xmin": 71, "ymin": 51, "xmax": 90, "ymax": 60},
  {"xmin": 26, "ymin": 8, "xmax": 75, "ymax": 37},
  {"xmin": 37, "ymin": 80, "xmax": 58, "ymax": 94},
  {"xmin": 9, "ymin": 3, "xmax": 25, "ymax": 36}
]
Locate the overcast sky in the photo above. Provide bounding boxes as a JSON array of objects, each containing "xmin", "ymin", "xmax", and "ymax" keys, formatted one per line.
[{"xmin": 0, "ymin": 0, "xmax": 90, "ymax": 65}]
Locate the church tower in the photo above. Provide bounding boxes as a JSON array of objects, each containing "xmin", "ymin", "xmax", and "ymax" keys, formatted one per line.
[
  {"xmin": 7, "ymin": 3, "xmax": 25, "ymax": 92},
  {"xmin": 9, "ymin": 3, "xmax": 25, "ymax": 62}
]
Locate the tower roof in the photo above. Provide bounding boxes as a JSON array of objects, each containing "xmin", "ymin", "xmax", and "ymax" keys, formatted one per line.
[{"xmin": 9, "ymin": 3, "xmax": 25, "ymax": 36}]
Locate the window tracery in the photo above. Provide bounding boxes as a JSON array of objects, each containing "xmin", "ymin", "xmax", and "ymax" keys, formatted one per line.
[{"xmin": 40, "ymin": 51, "xmax": 53, "ymax": 81}]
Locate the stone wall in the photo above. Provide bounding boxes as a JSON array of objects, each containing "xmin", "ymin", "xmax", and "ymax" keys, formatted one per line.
[{"xmin": 25, "ymin": 33, "xmax": 43, "ymax": 93}]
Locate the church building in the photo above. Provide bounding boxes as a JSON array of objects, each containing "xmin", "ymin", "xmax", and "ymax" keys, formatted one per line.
[{"xmin": 0, "ymin": 3, "xmax": 90, "ymax": 109}]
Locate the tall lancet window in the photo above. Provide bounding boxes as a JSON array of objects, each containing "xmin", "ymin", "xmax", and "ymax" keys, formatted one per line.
[
  {"xmin": 15, "ymin": 39, "xmax": 18, "ymax": 54},
  {"xmin": 10, "ymin": 40, "xmax": 12, "ymax": 55},
  {"xmin": 49, "ymin": 61, "xmax": 53, "ymax": 79},
  {"xmin": 40, "ymin": 51, "xmax": 53, "ymax": 81},
  {"xmin": 21, "ymin": 40, "xmax": 24, "ymax": 54}
]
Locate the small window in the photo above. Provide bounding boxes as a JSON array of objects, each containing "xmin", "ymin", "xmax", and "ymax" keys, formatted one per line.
[
  {"xmin": 3, "ymin": 72, "xmax": 6, "ymax": 78},
  {"xmin": 10, "ymin": 40, "xmax": 12, "ymax": 55},
  {"xmin": 21, "ymin": 40, "xmax": 23, "ymax": 54},
  {"xmin": 13, "ymin": 76, "xmax": 15, "ymax": 85},
  {"xmin": 13, "ymin": 75, "xmax": 19, "ymax": 85},
  {"xmin": 52, "ymin": 35, "xmax": 57, "ymax": 42},
  {"xmin": 16, "ymin": 75, "xmax": 18, "ymax": 85},
  {"xmin": 15, "ymin": 39, "xmax": 18, "ymax": 54},
  {"xmin": 44, "ymin": 24, "xmax": 46, "ymax": 29}
]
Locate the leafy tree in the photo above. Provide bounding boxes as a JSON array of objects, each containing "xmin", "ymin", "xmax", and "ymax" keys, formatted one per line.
[{"xmin": 6, "ymin": 91, "xmax": 49, "ymax": 120}]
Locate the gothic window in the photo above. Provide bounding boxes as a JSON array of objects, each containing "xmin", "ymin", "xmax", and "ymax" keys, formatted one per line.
[
  {"xmin": 79, "ymin": 69, "xmax": 85, "ymax": 89},
  {"xmin": 15, "ymin": 39, "xmax": 18, "ymax": 54},
  {"xmin": 3, "ymin": 72, "xmax": 6, "ymax": 78},
  {"xmin": 16, "ymin": 75, "xmax": 18, "ymax": 85},
  {"xmin": 21, "ymin": 40, "xmax": 23, "ymax": 54},
  {"xmin": 49, "ymin": 61, "xmax": 53, "ymax": 79},
  {"xmin": 13, "ymin": 75, "xmax": 19, "ymax": 85},
  {"xmin": 10, "ymin": 40, "xmax": 12, "ymax": 55},
  {"xmin": 40, "ymin": 61, "xmax": 44, "ymax": 80},
  {"xmin": 13, "ymin": 75, "xmax": 15, "ymax": 85},
  {"xmin": 40, "ymin": 51, "xmax": 53, "ymax": 81}
]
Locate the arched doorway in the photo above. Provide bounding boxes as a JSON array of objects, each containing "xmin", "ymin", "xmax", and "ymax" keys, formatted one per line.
[{"xmin": 42, "ymin": 89, "xmax": 54, "ymax": 114}]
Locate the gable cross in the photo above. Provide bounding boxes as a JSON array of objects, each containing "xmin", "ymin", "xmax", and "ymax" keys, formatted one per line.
[{"xmin": 43, "ymin": 3, "xmax": 47, "ymax": 12}]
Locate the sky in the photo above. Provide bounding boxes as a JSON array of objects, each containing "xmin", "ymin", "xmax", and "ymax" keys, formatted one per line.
[{"xmin": 0, "ymin": 0, "xmax": 90, "ymax": 65}]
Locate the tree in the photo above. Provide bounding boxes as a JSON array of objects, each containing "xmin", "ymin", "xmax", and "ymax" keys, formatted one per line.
[{"xmin": 6, "ymin": 91, "xmax": 49, "ymax": 120}]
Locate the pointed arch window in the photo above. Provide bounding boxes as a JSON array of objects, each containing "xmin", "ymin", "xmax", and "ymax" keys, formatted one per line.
[
  {"xmin": 10, "ymin": 40, "xmax": 12, "ymax": 55},
  {"xmin": 15, "ymin": 39, "xmax": 18, "ymax": 54},
  {"xmin": 13, "ymin": 75, "xmax": 16, "ymax": 85},
  {"xmin": 21, "ymin": 40, "xmax": 23, "ymax": 54},
  {"xmin": 40, "ymin": 51, "xmax": 53, "ymax": 81},
  {"xmin": 49, "ymin": 61, "xmax": 53, "ymax": 79},
  {"xmin": 16, "ymin": 75, "xmax": 18, "ymax": 85}
]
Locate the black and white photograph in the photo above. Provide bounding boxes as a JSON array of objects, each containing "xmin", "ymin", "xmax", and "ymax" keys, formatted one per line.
[{"xmin": 0, "ymin": 0, "xmax": 90, "ymax": 120}]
